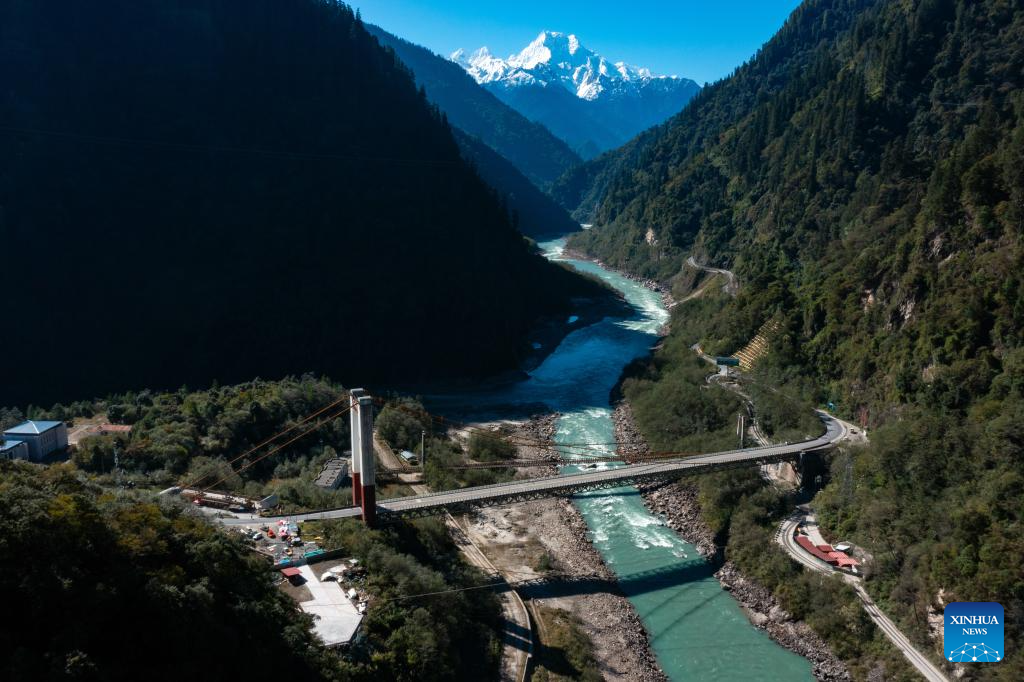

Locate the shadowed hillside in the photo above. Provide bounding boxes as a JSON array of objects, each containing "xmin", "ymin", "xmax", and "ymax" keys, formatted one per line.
[
  {"xmin": 366, "ymin": 24, "xmax": 581, "ymax": 189},
  {"xmin": 0, "ymin": 0, "xmax": 610, "ymax": 406}
]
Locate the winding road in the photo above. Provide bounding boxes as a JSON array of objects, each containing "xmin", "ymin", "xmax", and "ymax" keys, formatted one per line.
[
  {"xmin": 686, "ymin": 256, "xmax": 738, "ymax": 296},
  {"xmin": 777, "ymin": 514, "xmax": 950, "ymax": 682}
]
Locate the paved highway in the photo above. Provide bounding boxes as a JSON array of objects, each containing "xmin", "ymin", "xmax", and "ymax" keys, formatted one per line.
[
  {"xmin": 223, "ymin": 415, "xmax": 846, "ymax": 526},
  {"xmin": 686, "ymin": 256, "xmax": 738, "ymax": 296},
  {"xmin": 778, "ymin": 515, "xmax": 950, "ymax": 682}
]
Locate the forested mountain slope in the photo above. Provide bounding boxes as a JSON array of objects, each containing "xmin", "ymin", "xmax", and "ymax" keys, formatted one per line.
[
  {"xmin": 550, "ymin": 126, "xmax": 662, "ymax": 223},
  {"xmin": 452, "ymin": 130, "xmax": 580, "ymax": 238},
  {"xmin": 0, "ymin": 0, "xmax": 608, "ymax": 407},
  {"xmin": 571, "ymin": 0, "xmax": 1024, "ymax": 417},
  {"xmin": 365, "ymin": 24, "xmax": 581, "ymax": 189},
  {"xmin": 0, "ymin": 458, "xmax": 503, "ymax": 681},
  {"xmin": 365, "ymin": 26, "xmax": 581, "ymax": 237},
  {"xmin": 0, "ymin": 462, "xmax": 338, "ymax": 681},
  {"xmin": 566, "ymin": 0, "xmax": 1024, "ymax": 675}
]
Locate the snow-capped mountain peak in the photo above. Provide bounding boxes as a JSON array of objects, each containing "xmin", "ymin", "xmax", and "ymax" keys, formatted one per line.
[
  {"xmin": 452, "ymin": 31, "xmax": 677, "ymax": 101},
  {"xmin": 513, "ymin": 31, "xmax": 590, "ymax": 70},
  {"xmin": 450, "ymin": 31, "xmax": 700, "ymax": 158},
  {"xmin": 450, "ymin": 46, "xmax": 513, "ymax": 84}
]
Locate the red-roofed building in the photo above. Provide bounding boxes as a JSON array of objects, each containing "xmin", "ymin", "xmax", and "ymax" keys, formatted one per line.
[
  {"xmin": 280, "ymin": 566, "xmax": 303, "ymax": 583},
  {"xmin": 796, "ymin": 535, "xmax": 859, "ymax": 570}
]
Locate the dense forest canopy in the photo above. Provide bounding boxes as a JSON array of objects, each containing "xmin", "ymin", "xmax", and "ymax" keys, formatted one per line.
[
  {"xmin": 0, "ymin": 461, "xmax": 336, "ymax": 681},
  {"xmin": 37, "ymin": 376, "xmax": 357, "ymax": 510},
  {"xmin": 560, "ymin": 0, "xmax": 1024, "ymax": 677},
  {"xmin": 565, "ymin": 0, "xmax": 1024, "ymax": 418},
  {"xmin": 0, "ymin": 460, "xmax": 502, "ymax": 681},
  {"xmin": 0, "ymin": 0, "xmax": 608, "ymax": 407}
]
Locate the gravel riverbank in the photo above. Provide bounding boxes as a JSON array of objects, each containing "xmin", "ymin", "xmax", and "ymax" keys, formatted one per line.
[
  {"xmin": 614, "ymin": 403, "xmax": 852, "ymax": 682},
  {"xmin": 562, "ymin": 248, "xmax": 675, "ymax": 326},
  {"xmin": 715, "ymin": 563, "xmax": 852, "ymax": 682},
  {"xmin": 611, "ymin": 401, "xmax": 650, "ymax": 463},
  {"xmin": 460, "ymin": 414, "xmax": 666, "ymax": 682}
]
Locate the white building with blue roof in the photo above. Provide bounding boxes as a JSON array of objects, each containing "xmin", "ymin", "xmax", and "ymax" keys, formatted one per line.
[{"xmin": 2, "ymin": 420, "xmax": 68, "ymax": 461}]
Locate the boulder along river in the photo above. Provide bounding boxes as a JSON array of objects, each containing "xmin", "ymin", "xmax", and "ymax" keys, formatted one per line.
[{"xmin": 432, "ymin": 236, "xmax": 813, "ymax": 680}]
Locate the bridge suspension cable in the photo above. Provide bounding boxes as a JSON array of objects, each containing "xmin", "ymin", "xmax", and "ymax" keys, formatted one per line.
[
  {"xmin": 183, "ymin": 393, "xmax": 352, "ymax": 491},
  {"xmin": 198, "ymin": 402, "xmax": 355, "ymax": 494},
  {"xmin": 436, "ymin": 449, "xmax": 703, "ymax": 470},
  {"xmin": 376, "ymin": 398, "xmax": 711, "ymax": 463},
  {"xmin": 378, "ymin": 400, "xmax": 635, "ymax": 457}
]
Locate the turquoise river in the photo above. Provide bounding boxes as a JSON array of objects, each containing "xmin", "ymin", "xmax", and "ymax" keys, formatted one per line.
[{"xmin": 439, "ymin": 237, "xmax": 812, "ymax": 680}]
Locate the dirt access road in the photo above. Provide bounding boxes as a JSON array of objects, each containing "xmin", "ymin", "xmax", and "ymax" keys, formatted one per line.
[{"xmin": 374, "ymin": 434, "xmax": 532, "ymax": 682}]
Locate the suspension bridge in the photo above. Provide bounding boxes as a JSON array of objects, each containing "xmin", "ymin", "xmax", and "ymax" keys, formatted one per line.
[{"xmin": 198, "ymin": 389, "xmax": 848, "ymax": 527}]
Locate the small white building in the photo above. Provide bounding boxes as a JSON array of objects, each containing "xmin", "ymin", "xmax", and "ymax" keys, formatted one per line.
[
  {"xmin": 0, "ymin": 439, "xmax": 30, "ymax": 460},
  {"xmin": 2, "ymin": 420, "xmax": 68, "ymax": 461},
  {"xmin": 296, "ymin": 565, "xmax": 363, "ymax": 647}
]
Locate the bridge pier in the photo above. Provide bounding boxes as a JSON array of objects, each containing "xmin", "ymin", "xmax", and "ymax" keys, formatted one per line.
[
  {"xmin": 357, "ymin": 394, "xmax": 376, "ymax": 527},
  {"xmin": 349, "ymin": 389, "xmax": 366, "ymax": 506}
]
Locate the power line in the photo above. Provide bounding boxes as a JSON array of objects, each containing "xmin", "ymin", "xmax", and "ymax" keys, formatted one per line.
[{"xmin": 375, "ymin": 567, "xmax": 587, "ymax": 603}]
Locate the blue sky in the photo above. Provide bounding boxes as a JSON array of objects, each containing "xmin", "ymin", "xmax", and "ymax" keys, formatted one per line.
[{"xmin": 355, "ymin": 1, "xmax": 803, "ymax": 84}]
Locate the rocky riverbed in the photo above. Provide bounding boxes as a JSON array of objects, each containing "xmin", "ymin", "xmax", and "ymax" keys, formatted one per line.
[
  {"xmin": 460, "ymin": 414, "xmax": 666, "ymax": 682},
  {"xmin": 715, "ymin": 563, "xmax": 852, "ymax": 682},
  {"xmin": 614, "ymin": 402, "xmax": 852, "ymax": 682},
  {"xmin": 611, "ymin": 401, "xmax": 650, "ymax": 463},
  {"xmin": 640, "ymin": 481, "xmax": 719, "ymax": 561}
]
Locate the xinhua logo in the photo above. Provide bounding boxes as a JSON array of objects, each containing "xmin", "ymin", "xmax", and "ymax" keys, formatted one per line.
[{"xmin": 944, "ymin": 602, "xmax": 1004, "ymax": 663}]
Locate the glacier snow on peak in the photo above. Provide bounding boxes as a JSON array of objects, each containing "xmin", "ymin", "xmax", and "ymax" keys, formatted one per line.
[
  {"xmin": 449, "ymin": 30, "xmax": 699, "ymax": 158},
  {"xmin": 451, "ymin": 31, "xmax": 680, "ymax": 101}
]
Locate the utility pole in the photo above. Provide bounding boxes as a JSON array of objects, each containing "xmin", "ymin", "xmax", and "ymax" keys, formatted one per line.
[
  {"xmin": 113, "ymin": 444, "xmax": 122, "ymax": 487},
  {"xmin": 420, "ymin": 430, "xmax": 426, "ymax": 469}
]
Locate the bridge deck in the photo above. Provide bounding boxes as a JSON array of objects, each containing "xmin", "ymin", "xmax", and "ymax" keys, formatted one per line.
[{"xmin": 222, "ymin": 415, "xmax": 844, "ymax": 525}]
